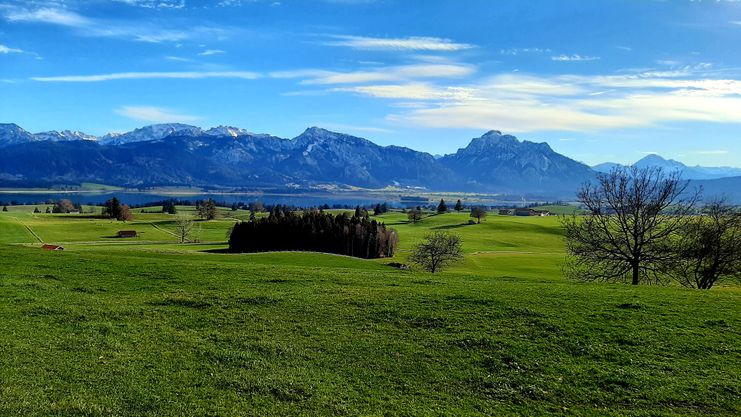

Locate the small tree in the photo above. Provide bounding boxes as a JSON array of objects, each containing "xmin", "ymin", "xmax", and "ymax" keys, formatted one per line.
[
  {"xmin": 197, "ymin": 199, "xmax": 219, "ymax": 220},
  {"xmin": 45, "ymin": 206, "xmax": 51, "ymax": 214},
  {"xmin": 670, "ymin": 200, "xmax": 740, "ymax": 289},
  {"xmin": 407, "ymin": 208, "xmax": 423, "ymax": 223},
  {"xmin": 2, "ymin": 206, "xmax": 7, "ymax": 212},
  {"xmin": 33, "ymin": 207, "xmax": 41, "ymax": 213},
  {"xmin": 470, "ymin": 206, "xmax": 487, "ymax": 224},
  {"xmin": 454, "ymin": 199, "xmax": 463, "ymax": 212},
  {"xmin": 162, "ymin": 200, "xmax": 177, "ymax": 214},
  {"xmin": 103, "ymin": 198, "xmax": 133, "ymax": 221},
  {"xmin": 409, "ymin": 232, "xmax": 464, "ymax": 273},
  {"xmin": 437, "ymin": 199, "xmax": 448, "ymax": 214},
  {"xmin": 373, "ymin": 203, "xmax": 383, "ymax": 216},
  {"xmin": 102, "ymin": 197, "xmax": 123, "ymax": 219},
  {"xmin": 52, "ymin": 199, "xmax": 75, "ymax": 214},
  {"xmin": 174, "ymin": 215, "xmax": 195, "ymax": 243},
  {"xmin": 120, "ymin": 204, "xmax": 133, "ymax": 221}
]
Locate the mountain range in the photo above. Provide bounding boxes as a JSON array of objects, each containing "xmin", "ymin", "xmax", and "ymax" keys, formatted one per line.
[
  {"xmin": 1, "ymin": 123, "xmax": 739, "ymax": 201},
  {"xmin": 593, "ymin": 154, "xmax": 741, "ymax": 180}
]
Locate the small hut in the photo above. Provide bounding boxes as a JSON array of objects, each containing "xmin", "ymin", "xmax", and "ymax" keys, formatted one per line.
[
  {"xmin": 41, "ymin": 244, "xmax": 64, "ymax": 251},
  {"xmin": 117, "ymin": 230, "xmax": 138, "ymax": 238}
]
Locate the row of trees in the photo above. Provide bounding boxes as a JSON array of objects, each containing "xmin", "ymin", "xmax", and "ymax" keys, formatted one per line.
[
  {"xmin": 407, "ymin": 204, "xmax": 488, "ymax": 224},
  {"xmin": 229, "ymin": 206, "xmax": 398, "ymax": 259},
  {"xmin": 563, "ymin": 167, "xmax": 740, "ymax": 289}
]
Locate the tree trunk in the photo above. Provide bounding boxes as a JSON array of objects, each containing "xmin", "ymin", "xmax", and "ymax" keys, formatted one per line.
[{"xmin": 631, "ymin": 262, "xmax": 640, "ymax": 285}]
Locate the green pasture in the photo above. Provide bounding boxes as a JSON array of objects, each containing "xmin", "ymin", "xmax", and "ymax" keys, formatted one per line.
[{"xmin": 0, "ymin": 206, "xmax": 738, "ymax": 416}]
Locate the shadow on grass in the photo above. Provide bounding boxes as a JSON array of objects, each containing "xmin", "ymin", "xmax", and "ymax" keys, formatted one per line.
[
  {"xmin": 202, "ymin": 248, "xmax": 232, "ymax": 254},
  {"xmin": 431, "ymin": 223, "xmax": 475, "ymax": 230}
]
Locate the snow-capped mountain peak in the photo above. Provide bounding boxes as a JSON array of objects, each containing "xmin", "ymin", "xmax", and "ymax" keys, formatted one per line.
[
  {"xmin": 205, "ymin": 125, "xmax": 251, "ymax": 138},
  {"xmin": 99, "ymin": 123, "xmax": 203, "ymax": 145}
]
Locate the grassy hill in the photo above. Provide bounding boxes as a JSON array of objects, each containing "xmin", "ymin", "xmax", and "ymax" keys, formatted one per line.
[{"xmin": 0, "ymin": 208, "xmax": 738, "ymax": 416}]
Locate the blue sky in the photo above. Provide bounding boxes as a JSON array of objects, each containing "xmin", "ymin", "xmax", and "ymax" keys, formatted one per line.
[{"xmin": 1, "ymin": 0, "xmax": 740, "ymax": 167}]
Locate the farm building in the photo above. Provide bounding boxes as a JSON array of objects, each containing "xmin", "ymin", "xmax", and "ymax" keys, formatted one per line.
[
  {"xmin": 117, "ymin": 230, "xmax": 138, "ymax": 238},
  {"xmin": 41, "ymin": 244, "xmax": 64, "ymax": 251},
  {"xmin": 499, "ymin": 209, "xmax": 514, "ymax": 215},
  {"xmin": 514, "ymin": 208, "xmax": 551, "ymax": 217}
]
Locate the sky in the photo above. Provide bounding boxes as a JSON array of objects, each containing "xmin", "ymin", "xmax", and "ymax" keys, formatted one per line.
[{"xmin": 1, "ymin": 0, "xmax": 741, "ymax": 167}]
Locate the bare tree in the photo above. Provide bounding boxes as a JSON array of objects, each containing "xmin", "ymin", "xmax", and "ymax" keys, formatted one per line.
[
  {"xmin": 562, "ymin": 166, "xmax": 699, "ymax": 285},
  {"xmin": 409, "ymin": 231, "xmax": 464, "ymax": 273},
  {"xmin": 174, "ymin": 215, "xmax": 195, "ymax": 243},
  {"xmin": 470, "ymin": 206, "xmax": 487, "ymax": 224},
  {"xmin": 670, "ymin": 199, "xmax": 740, "ymax": 289}
]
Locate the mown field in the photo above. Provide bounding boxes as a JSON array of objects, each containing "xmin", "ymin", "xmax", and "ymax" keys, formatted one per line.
[{"xmin": 0, "ymin": 206, "xmax": 738, "ymax": 416}]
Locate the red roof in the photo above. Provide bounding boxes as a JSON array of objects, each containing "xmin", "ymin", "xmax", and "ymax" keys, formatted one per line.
[{"xmin": 41, "ymin": 244, "xmax": 64, "ymax": 250}]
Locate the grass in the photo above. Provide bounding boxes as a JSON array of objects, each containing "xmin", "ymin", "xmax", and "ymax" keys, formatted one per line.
[{"xmin": 0, "ymin": 209, "xmax": 738, "ymax": 416}]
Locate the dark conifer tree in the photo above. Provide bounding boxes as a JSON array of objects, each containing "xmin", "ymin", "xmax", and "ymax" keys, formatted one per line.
[
  {"xmin": 437, "ymin": 199, "xmax": 448, "ymax": 213},
  {"xmin": 454, "ymin": 199, "xmax": 463, "ymax": 212}
]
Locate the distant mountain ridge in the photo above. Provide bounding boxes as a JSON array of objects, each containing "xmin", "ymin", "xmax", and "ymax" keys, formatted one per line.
[
  {"xmin": 593, "ymin": 154, "xmax": 741, "ymax": 180},
  {"xmin": 1, "ymin": 122, "xmax": 739, "ymax": 200}
]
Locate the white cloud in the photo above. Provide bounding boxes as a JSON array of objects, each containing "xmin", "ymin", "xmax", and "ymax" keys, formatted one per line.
[
  {"xmin": 331, "ymin": 84, "xmax": 478, "ymax": 100},
  {"xmin": 375, "ymin": 69, "xmax": 741, "ymax": 133},
  {"xmin": 197, "ymin": 49, "xmax": 226, "ymax": 56},
  {"xmin": 500, "ymin": 48, "xmax": 551, "ymax": 55},
  {"xmin": 31, "ymin": 71, "xmax": 261, "ymax": 82},
  {"xmin": 2, "ymin": 6, "xmax": 228, "ymax": 43},
  {"xmin": 324, "ymin": 35, "xmax": 474, "ymax": 51},
  {"xmin": 165, "ymin": 56, "xmax": 192, "ymax": 62},
  {"xmin": 272, "ymin": 63, "xmax": 475, "ymax": 85},
  {"xmin": 5, "ymin": 7, "xmax": 90, "ymax": 26},
  {"xmin": 0, "ymin": 44, "xmax": 24, "ymax": 54},
  {"xmin": 113, "ymin": 0, "xmax": 185, "ymax": 9},
  {"xmin": 115, "ymin": 106, "xmax": 202, "ymax": 123},
  {"xmin": 551, "ymin": 54, "xmax": 601, "ymax": 62}
]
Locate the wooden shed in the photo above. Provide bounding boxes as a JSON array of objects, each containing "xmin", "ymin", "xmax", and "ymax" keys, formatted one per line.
[
  {"xmin": 117, "ymin": 230, "xmax": 138, "ymax": 238},
  {"xmin": 41, "ymin": 244, "xmax": 64, "ymax": 251}
]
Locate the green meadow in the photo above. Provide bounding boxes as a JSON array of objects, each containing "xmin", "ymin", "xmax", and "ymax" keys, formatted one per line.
[{"xmin": 0, "ymin": 206, "xmax": 738, "ymax": 416}]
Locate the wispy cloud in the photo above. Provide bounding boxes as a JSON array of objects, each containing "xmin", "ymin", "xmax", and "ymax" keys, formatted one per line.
[
  {"xmin": 4, "ymin": 7, "xmax": 90, "ymax": 26},
  {"xmin": 2, "ymin": 5, "xmax": 229, "ymax": 43},
  {"xmin": 115, "ymin": 105, "xmax": 202, "ymax": 123},
  {"xmin": 331, "ymin": 84, "xmax": 478, "ymax": 100},
  {"xmin": 499, "ymin": 48, "xmax": 551, "ymax": 55},
  {"xmin": 0, "ymin": 44, "xmax": 25, "ymax": 54},
  {"xmin": 113, "ymin": 0, "xmax": 185, "ymax": 9},
  {"xmin": 197, "ymin": 49, "xmax": 226, "ymax": 56},
  {"xmin": 271, "ymin": 63, "xmax": 475, "ymax": 85},
  {"xmin": 551, "ymin": 54, "xmax": 601, "ymax": 62},
  {"xmin": 165, "ymin": 56, "xmax": 192, "ymax": 62},
  {"xmin": 31, "ymin": 71, "xmax": 261, "ymax": 82},
  {"xmin": 323, "ymin": 35, "xmax": 474, "ymax": 51}
]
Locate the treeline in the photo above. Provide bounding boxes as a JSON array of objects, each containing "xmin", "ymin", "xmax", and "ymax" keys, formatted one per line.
[{"xmin": 229, "ymin": 206, "xmax": 398, "ymax": 259}]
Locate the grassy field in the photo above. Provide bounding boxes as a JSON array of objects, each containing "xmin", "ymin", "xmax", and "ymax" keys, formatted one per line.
[{"xmin": 0, "ymin": 207, "xmax": 738, "ymax": 416}]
